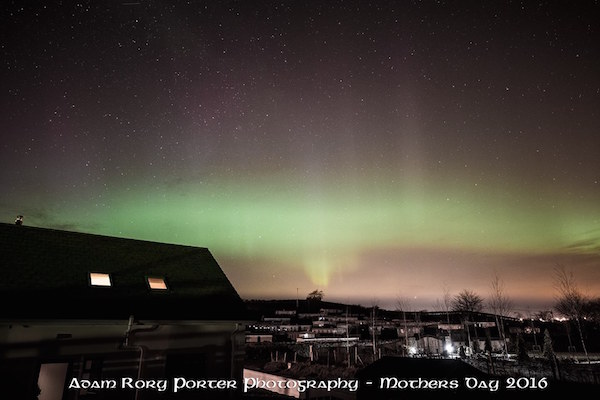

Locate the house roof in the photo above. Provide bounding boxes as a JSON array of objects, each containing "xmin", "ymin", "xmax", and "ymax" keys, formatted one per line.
[{"xmin": 0, "ymin": 223, "xmax": 248, "ymax": 321}]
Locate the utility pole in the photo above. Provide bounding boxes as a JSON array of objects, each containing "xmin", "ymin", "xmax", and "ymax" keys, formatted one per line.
[
  {"xmin": 372, "ymin": 306, "xmax": 377, "ymax": 360},
  {"xmin": 346, "ymin": 305, "xmax": 351, "ymax": 366}
]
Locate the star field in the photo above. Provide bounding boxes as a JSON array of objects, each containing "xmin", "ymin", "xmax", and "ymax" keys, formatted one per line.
[{"xmin": 2, "ymin": 1, "xmax": 599, "ymax": 311}]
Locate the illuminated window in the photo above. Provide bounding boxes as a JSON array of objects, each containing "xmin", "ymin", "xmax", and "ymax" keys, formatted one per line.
[
  {"xmin": 147, "ymin": 277, "xmax": 168, "ymax": 290},
  {"xmin": 89, "ymin": 272, "xmax": 111, "ymax": 287}
]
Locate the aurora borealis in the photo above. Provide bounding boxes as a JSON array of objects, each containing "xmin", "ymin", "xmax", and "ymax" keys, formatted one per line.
[{"xmin": 2, "ymin": 1, "xmax": 599, "ymax": 312}]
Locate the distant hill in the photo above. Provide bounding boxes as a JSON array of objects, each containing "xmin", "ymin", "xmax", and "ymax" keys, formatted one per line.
[
  {"xmin": 243, "ymin": 298, "xmax": 371, "ymax": 319},
  {"xmin": 243, "ymin": 298, "xmax": 448, "ymax": 321},
  {"xmin": 242, "ymin": 298, "xmax": 519, "ymax": 325}
]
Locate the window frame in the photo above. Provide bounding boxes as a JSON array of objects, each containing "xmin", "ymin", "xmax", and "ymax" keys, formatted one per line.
[
  {"xmin": 146, "ymin": 276, "xmax": 169, "ymax": 291},
  {"xmin": 88, "ymin": 272, "xmax": 112, "ymax": 287}
]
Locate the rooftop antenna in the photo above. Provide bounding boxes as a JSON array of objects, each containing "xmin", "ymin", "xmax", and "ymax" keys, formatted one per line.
[{"xmin": 15, "ymin": 215, "xmax": 23, "ymax": 225}]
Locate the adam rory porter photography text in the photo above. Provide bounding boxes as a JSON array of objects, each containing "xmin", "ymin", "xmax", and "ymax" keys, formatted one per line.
[{"xmin": 67, "ymin": 376, "xmax": 359, "ymax": 394}]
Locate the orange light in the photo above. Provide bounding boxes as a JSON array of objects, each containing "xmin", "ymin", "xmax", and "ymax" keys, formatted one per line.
[
  {"xmin": 90, "ymin": 272, "xmax": 111, "ymax": 287},
  {"xmin": 148, "ymin": 277, "xmax": 167, "ymax": 290}
]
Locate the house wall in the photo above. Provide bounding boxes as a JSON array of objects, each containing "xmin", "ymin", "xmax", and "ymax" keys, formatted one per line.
[
  {"xmin": 418, "ymin": 336, "xmax": 443, "ymax": 355},
  {"xmin": 38, "ymin": 363, "xmax": 68, "ymax": 400},
  {"xmin": 0, "ymin": 321, "xmax": 245, "ymax": 400},
  {"xmin": 246, "ymin": 334, "xmax": 273, "ymax": 343}
]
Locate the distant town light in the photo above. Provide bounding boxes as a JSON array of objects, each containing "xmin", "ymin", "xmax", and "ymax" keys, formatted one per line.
[
  {"xmin": 445, "ymin": 343, "xmax": 455, "ymax": 353},
  {"xmin": 409, "ymin": 346, "xmax": 417, "ymax": 355},
  {"xmin": 89, "ymin": 272, "xmax": 111, "ymax": 287}
]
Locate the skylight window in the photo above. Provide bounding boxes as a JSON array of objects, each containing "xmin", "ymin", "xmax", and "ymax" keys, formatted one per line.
[
  {"xmin": 147, "ymin": 277, "xmax": 168, "ymax": 290},
  {"xmin": 89, "ymin": 272, "xmax": 111, "ymax": 287}
]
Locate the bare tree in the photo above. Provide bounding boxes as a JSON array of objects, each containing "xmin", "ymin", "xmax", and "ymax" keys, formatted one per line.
[
  {"xmin": 432, "ymin": 284, "xmax": 452, "ymax": 324},
  {"xmin": 452, "ymin": 289, "xmax": 483, "ymax": 313},
  {"xmin": 306, "ymin": 289, "xmax": 324, "ymax": 301},
  {"xmin": 452, "ymin": 289, "xmax": 484, "ymax": 350},
  {"xmin": 442, "ymin": 284, "xmax": 452, "ymax": 324},
  {"xmin": 488, "ymin": 274, "xmax": 512, "ymax": 357},
  {"xmin": 396, "ymin": 296, "xmax": 412, "ymax": 354},
  {"xmin": 432, "ymin": 298, "xmax": 444, "ymax": 312},
  {"xmin": 432, "ymin": 284, "xmax": 454, "ymax": 356},
  {"xmin": 553, "ymin": 264, "xmax": 590, "ymax": 363},
  {"xmin": 533, "ymin": 310, "xmax": 554, "ymax": 321},
  {"xmin": 583, "ymin": 297, "xmax": 600, "ymax": 322},
  {"xmin": 371, "ymin": 297, "xmax": 380, "ymax": 360}
]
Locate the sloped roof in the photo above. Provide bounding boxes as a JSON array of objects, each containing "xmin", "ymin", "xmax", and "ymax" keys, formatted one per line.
[{"xmin": 0, "ymin": 223, "xmax": 248, "ymax": 321}]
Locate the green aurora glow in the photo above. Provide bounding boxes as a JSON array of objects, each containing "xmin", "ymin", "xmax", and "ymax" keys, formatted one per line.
[
  {"xmin": 12, "ymin": 170, "xmax": 599, "ymax": 309},
  {"xmin": 2, "ymin": 1, "xmax": 599, "ymax": 311}
]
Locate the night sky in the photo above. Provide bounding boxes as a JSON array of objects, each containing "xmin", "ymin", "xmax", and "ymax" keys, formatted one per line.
[{"xmin": 2, "ymin": 1, "xmax": 599, "ymax": 313}]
